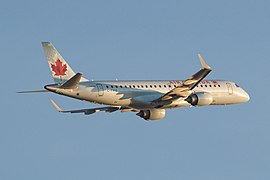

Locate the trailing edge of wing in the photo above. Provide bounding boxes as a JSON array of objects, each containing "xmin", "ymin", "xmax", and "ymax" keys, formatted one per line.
[{"xmin": 50, "ymin": 99, "xmax": 130, "ymax": 115}]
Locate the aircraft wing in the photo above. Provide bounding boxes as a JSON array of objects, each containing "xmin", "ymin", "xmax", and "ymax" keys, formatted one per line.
[
  {"xmin": 154, "ymin": 54, "xmax": 212, "ymax": 102},
  {"xmin": 50, "ymin": 99, "xmax": 134, "ymax": 115}
]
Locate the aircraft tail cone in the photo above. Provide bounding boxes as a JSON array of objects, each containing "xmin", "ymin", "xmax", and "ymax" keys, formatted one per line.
[{"xmin": 44, "ymin": 85, "xmax": 58, "ymax": 92}]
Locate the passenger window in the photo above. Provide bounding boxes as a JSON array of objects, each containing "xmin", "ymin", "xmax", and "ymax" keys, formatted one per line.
[
  {"xmin": 106, "ymin": 86, "xmax": 109, "ymax": 88},
  {"xmin": 125, "ymin": 85, "xmax": 127, "ymax": 88},
  {"xmin": 218, "ymin": 85, "xmax": 221, "ymax": 87},
  {"xmin": 141, "ymin": 85, "xmax": 144, "ymax": 88},
  {"xmin": 209, "ymin": 85, "xmax": 212, "ymax": 87},
  {"xmin": 111, "ymin": 85, "xmax": 114, "ymax": 88},
  {"xmin": 150, "ymin": 85, "xmax": 152, "ymax": 88},
  {"xmin": 174, "ymin": 85, "xmax": 177, "ymax": 88},
  {"xmin": 205, "ymin": 85, "xmax": 207, "ymax": 87},
  {"xmin": 133, "ymin": 85, "xmax": 136, "ymax": 88},
  {"xmin": 120, "ymin": 85, "xmax": 123, "ymax": 88},
  {"xmin": 201, "ymin": 85, "xmax": 203, "ymax": 87},
  {"xmin": 115, "ymin": 85, "xmax": 118, "ymax": 88},
  {"xmin": 137, "ymin": 85, "xmax": 140, "ymax": 88},
  {"xmin": 159, "ymin": 85, "xmax": 162, "ymax": 88},
  {"xmin": 214, "ymin": 85, "xmax": 216, "ymax": 87},
  {"xmin": 145, "ymin": 85, "xmax": 148, "ymax": 88},
  {"xmin": 168, "ymin": 85, "xmax": 171, "ymax": 88},
  {"xmin": 154, "ymin": 85, "xmax": 157, "ymax": 88}
]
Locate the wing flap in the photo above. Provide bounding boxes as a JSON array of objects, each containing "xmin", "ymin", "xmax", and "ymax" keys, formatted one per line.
[{"xmin": 50, "ymin": 99, "xmax": 132, "ymax": 115}]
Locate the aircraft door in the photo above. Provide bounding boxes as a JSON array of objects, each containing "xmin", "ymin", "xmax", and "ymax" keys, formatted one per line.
[
  {"xmin": 226, "ymin": 83, "xmax": 233, "ymax": 95},
  {"xmin": 96, "ymin": 84, "xmax": 104, "ymax": 96}
]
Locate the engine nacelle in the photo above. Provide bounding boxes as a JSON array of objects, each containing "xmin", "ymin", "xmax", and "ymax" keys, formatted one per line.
[
  {"xmin": 136, "ymin": 109, "xmax": 166, "ymax": 120},
  {"xmin": 186, "ymin": 92, "xmax": 213, "ymax": 106}
]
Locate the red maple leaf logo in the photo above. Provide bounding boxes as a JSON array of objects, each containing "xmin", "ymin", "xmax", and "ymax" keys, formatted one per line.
[{"xmin": 51, "ymin": 59, "xmax": 67, "ymax": 76}]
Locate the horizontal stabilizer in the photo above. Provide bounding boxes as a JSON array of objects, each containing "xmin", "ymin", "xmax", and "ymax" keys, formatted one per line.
[
  {"xmin": 59, "ymin": 73, "xmax": 82, "ymax": 89},
  {"xmin": 17, "ymin": 90, "xmax": 49, "ymax": 93}
]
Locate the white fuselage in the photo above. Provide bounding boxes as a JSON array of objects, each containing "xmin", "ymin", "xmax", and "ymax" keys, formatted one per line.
[
  {"xmin": 26, "ymin": 42, "xmax": 250, "ymax": 120},
  {"xmin": 48, "ymin": 80, "xmax": 250, "ymax": 110}
]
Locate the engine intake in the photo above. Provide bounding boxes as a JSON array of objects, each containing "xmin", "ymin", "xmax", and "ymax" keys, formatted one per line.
[
  {"xmin": 186, "ymin": 92, "xmax": 213, "ymax": 106},
  {"xmin": 136, "ymin": 109, "xmax": 166, "ymax": 120}
]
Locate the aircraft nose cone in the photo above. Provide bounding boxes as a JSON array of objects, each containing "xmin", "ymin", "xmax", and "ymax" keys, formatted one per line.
[
  {"xmin": 245, "ymin": 92, "xmax": 250, "ymax": 102},
  {"xmin": 241, "ymin": 89, "xmax": 250, "ymax": 103}
]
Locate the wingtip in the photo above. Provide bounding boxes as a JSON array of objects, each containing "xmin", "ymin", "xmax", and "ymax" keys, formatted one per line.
[
  {"xmin": 198, "ymin": 53, "xmax": 212, "ymax": 70},
  {"xmin": 50, "ymin": 99, "xmax": 63, "ymax": 112}
]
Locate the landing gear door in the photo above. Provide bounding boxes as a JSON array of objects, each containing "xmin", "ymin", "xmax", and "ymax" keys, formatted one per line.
[
  {"xmin": 97, "ymin": 84, "xmax": 104, "ymax": 96},
  {"xmin": 226, "ymin": 83, "xmax": 233, "ymax": 95}
]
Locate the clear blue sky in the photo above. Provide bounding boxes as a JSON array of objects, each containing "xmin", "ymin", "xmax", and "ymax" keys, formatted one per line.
[{"xmin": 1, "ymin": 0, "xmax": 269, "ymax": 179}]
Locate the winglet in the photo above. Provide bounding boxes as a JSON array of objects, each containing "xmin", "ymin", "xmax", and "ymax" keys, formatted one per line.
[
  {"xmin": 198, "ymin": 54, "xmax": 211, "ymax": 70},
  {"xmin": 50, "ymin": 99, "xmax": 64, "ymax": 112}
]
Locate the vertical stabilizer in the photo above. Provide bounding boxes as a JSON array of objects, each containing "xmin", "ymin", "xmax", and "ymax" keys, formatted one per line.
[{"xmin": 42, "ymin": 42, "xmax": 88, "ymax": 84}]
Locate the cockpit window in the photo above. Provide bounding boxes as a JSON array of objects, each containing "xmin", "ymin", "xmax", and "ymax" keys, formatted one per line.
[{"xmin": 235, "ymin": 84, "xmax": 240, "ymax": 87}]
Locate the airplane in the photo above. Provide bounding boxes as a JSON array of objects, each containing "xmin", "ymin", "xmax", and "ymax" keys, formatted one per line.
[{"xmin": 19, "ymin": 42, "xmax": 250, "ymax": 120}]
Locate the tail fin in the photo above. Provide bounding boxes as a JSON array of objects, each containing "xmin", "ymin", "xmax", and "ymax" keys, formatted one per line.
[{"xmin": 42, "ymin": 42, "xmax": 88, "ymax": 84}]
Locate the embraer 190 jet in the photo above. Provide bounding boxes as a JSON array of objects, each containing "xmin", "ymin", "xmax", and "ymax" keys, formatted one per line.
[{"xmin": 19, "ymin": 42, "xmax": 250, "ymax": 120}]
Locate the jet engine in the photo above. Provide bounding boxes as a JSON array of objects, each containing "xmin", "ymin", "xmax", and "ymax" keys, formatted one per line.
[
  {"xmin": 136, "ymin": 109, "xmax": 166, "ymax": 120},
  {"xmin": 185, "ymin": 92, "xmax": 213, "ymax": 106}
]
